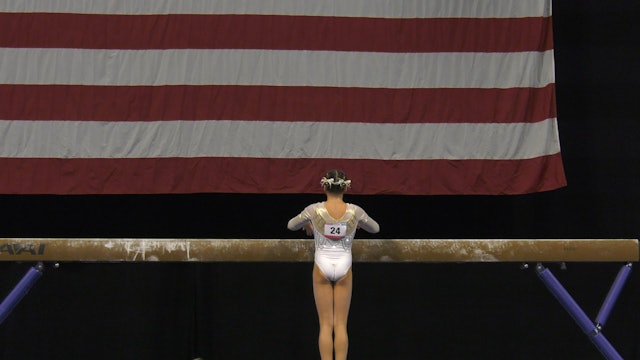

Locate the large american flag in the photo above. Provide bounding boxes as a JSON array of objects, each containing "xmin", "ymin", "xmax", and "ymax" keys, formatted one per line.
[{"xmin": 0, "ymin": 0, "xmax": 565, "ymax": 195}]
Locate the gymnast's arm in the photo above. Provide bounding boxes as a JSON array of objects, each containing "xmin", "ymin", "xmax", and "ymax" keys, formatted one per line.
[
  {"xmin": 355, "ymin": 206, "xmax": 380, "ymax": 233},
  {"xmin": 287, "ymin": 204, "xmax": 314, "ymax": 231}
]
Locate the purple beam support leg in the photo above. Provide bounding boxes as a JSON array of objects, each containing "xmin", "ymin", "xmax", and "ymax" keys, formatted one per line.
[
  {"xmin": 595, "ymin": 263, "xmax": 632, "ymax": 329},
  {"xmin": 535, "ymin": 263, "xmax": 622, "ymax": 360},
  {"xmin": 0, "ymin": 263, "xmax": 44, "ymax": 325}
]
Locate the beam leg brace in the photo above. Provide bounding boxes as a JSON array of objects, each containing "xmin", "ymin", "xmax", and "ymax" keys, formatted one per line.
[
  {"xmin": 535, "ymin": 263, "xmax": 630, "ymax": 360},
  {"xmin": 595, "ymin": 263, "xmax": 633, "ymax": 329},
  {"xmin": 0, "ymin": 263, "xmax": 44, "ymax": 325}
]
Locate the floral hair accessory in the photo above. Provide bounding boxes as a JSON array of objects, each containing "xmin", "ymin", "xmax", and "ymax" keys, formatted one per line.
[{"xmin": 320, "ymin": 177, "xmax": 351, "ymax": 188}]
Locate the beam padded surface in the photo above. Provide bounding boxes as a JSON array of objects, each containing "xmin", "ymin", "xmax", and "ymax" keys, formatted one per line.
[{"xmin": 1, "ymin": 238, "xmax": 637, "ymax": 262}]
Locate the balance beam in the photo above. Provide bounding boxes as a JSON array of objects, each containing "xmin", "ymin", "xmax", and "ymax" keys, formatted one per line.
[
  {"xmin": 0, "ymin": 238, "xmax": 637, "ymax": 262},
  {"xmin": 1, "ymin": 238, "xmax": 638, "ymax": 358}
]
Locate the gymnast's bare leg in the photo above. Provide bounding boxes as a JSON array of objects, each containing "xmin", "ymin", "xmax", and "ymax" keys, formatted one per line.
[{"xmin": 313, "ymin": 264, "xmax": 352, "ymax": 360}]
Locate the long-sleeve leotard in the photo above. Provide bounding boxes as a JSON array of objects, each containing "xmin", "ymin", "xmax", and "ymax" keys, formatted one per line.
[
  {"xmin": 288, "ymin": 202, "xmax": 379, "ymax": 281},
  {"xmin": 288, "ymin": 202, "xmax": 380, "ymax": 252}
]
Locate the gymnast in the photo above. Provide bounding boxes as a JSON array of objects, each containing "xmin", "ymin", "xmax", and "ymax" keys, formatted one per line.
[{"xmin": 287, "ymin": 169, "xmax": 380, "ymax": 360}]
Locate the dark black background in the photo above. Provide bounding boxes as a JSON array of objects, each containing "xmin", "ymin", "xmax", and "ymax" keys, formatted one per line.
[{"xmin": 1, "ymin": 2, "xmax": 639, "ymax": 359}]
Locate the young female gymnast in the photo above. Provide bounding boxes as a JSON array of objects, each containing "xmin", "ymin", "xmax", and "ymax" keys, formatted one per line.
[{"xmin": 287, "ymin": 169, "xmax": 380, "ymax": 360}]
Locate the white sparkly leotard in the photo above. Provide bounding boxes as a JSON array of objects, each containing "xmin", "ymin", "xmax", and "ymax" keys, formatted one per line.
[{"xmin": 288, "ymin": 202, "xmax": 380, "ymax": 281}]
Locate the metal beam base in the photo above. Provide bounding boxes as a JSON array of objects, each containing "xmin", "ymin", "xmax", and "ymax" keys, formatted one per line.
[
  {"xmin": 0, "ymin": 262, "xmax": 44, "ymax": 325},
  {"xmin": 535, "ymin": 263, "xmax": 632, "ymax": 360}
]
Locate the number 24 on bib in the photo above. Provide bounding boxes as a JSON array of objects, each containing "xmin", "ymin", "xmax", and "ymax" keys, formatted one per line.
[{"xmin": 324, "ymin": 223, "xmax": 347, "ymax": 240}]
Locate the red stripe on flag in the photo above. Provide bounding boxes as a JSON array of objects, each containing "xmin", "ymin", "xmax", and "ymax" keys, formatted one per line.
[
  {"xmin": 0, "ymin": 13, "xmax": 553, "ymax": 52},
  {"xmin": 0, "ymin": 154, "xmax": 566, "ymax": 195},
  {"xmin": 0, "ymin": 84, "xmax": 556, "ymax": 123}
]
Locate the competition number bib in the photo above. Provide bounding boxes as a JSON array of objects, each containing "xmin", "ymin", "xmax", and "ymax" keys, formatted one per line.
[{"xmin": 324, "ymin": 222, "xmax": 347, "ymax": 240}]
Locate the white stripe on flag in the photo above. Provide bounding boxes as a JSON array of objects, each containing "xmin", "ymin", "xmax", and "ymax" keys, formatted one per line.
[
  {"xmin": 0, "ymin": 48, "xmax": 555, "ymax": 89},
  {"xmin": 0, "ymin": 0, "xmax": 551, "ymax": 18},
  {"xmin": 0, "ymin": 119, "xmax": 561, "ymax": 160}
]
